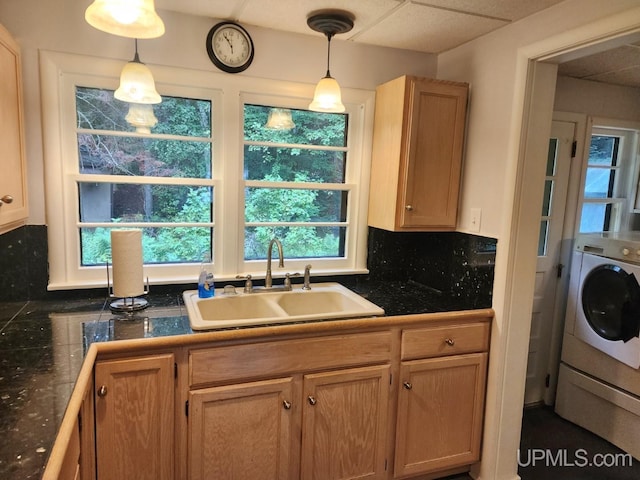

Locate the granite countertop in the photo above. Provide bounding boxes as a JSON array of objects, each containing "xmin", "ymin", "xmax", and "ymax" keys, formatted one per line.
[{"xmin": 0, "ymin": 279, "xmax": 489, "ymax": 479}]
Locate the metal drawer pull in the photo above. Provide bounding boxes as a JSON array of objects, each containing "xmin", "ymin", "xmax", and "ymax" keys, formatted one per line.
[
  {"xmin": 403, "ymin": 382, "xmax": 412, "ymax": 390},
  {"xmin": 0, "ymin": 195, "xmax": 13, "ymax": 206},
  {"xmin": 405, "ymin": 205, "xmax": 413, "ymax": 211},
  {"xmin": 283, "ymin": 400, "xmax": 292, "ymax": 410},
  {"xmin": 444, "ymin": 338, "xmax": 455, "ymax": 346},
  {"xmin": 97, "ymin": 385, "xmax": 108, "ymax": 397},
  {"xmin": 308, "ymin": 396, "xmax": 317, "ymax": 406}
]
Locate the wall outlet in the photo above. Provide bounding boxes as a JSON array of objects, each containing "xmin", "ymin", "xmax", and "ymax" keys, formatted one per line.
[{"xmin": 470, "ymin": 208, "xmax": 482, "ymax": 233}]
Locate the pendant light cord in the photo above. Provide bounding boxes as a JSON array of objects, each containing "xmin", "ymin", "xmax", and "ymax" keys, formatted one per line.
[{"xmin": 325, "ymin": 33, "xmax": 334, "ymax": 78}]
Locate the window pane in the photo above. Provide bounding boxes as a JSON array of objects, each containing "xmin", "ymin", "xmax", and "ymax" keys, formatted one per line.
[
  {"xmin": 546, "ymin": 139, "xmax": 557, "ymax": 176},
  {"xmin": 541, "ymin": 180, "xmax": 553, "ymax": 216},
  {"xmin": 244, "ymin": 104, "xmax": 347, "ymax": 147},
  {"xmin": 76, "ymin": 86, "xmax": 212, "ymax": 137},
  {"xmin": 245, "ymin": 188, "xmax": 346, "ymax": 222},
  {"xmin": 538, "ymin": 221, "xmax": 548, "ymax": 256},
  {"xmin": 584, "ymin": 167, "xmax": 615, "ymax": 199},
  {"xmin": 580, "ymin": 203, "xmax": 609, "ymax": 233},
  {"xmin": 245, "ymin": 226, "xmax": 345, "ymax": 260},
  {"xmin": 80, "ymin": 226, "xmax": 212, "ymax": 266},
  {"xmin": 588, "ymin": 135, "xmax": 617, "ymax": 166},
  {"xmin": 78, "ymin": 134, "xmax": 211, "ymax": 178},
  {"xmin": 79, "ymin": 183, "xmax": 212, "ymax": 223},
  {"xmin": 244, "ymin": 146, "xmax": 346, "ymax": 183}
]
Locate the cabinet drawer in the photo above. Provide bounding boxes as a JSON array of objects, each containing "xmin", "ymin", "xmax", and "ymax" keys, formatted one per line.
[
  {"xmin": 190, "ymin": 331, "xmax": 392, "ymax": 387},
  {"xmin": 401, "ymin": 322, "xmax": 490, "ymax": 360}
]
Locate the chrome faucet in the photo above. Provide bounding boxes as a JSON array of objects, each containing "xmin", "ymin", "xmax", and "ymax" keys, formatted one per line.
[{"xmin": 265, "ymin": 238, "xmax": 284, "ymax": 289}]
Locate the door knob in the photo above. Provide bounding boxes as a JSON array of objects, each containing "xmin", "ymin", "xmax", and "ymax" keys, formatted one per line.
[
  {"xmin": 0, "ymin": 195, "xmax": 13, "ymax": 206},
  {"xmin": 283, "ymin": 400, "xmax": 292, "ymax": 410},
  {"xmin": 308, "ymin": 395, "xmax": 317, "ymax": 406},
  {"xmin": 97, "ymin": 385, "xmax": 108, "ymax": 397},
  {"xmin": 405, "ymin": 205, "xmax": 413, "ymax": 211},
  {"xmin": 403, "ymin": 382, "xmax": 412, "ymax": 390}
]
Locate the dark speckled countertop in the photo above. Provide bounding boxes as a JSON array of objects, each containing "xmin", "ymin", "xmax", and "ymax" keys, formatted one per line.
[{"xmin": 0, "ymin": 279, "xmax": 489, "ymax": 479}]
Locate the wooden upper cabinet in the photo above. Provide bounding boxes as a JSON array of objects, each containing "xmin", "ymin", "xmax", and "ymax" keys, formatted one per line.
[
  {"xmin": 0, "ymin": 24, "xmax": 28, "ymax": 234},
  {"xmin": 368, "ymin": 75, "xmax": 468, "ymax": 231}
]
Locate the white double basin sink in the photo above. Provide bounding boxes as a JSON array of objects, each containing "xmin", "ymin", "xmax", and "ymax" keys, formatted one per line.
[{"xmin": 183, "ymin": 282, "xmax": 384, "ymax": 330}]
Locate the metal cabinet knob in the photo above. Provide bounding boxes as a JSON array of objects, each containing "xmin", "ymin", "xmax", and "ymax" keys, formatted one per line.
[
  {"xmin": 405, "ymin": 205, "xmax": 413, "ymax": 211},
  {"xmin": 0, "ymin": 195, "xmax": 13, "ymax": 206},
  {"xmin": 97, "ymin": 385, "xmax": 108, "ymax": 397},
  {"xmin": 308, "ymin": 395, "xmax": 317, "ymax": 406},
  {"xmin": 283, "ymin": 400, "xmax": 292, "ymax": 410},
  {"xmin": 444, "ymin": 338, "xmax": 455, "ymax": 346},
  {"xmin": 403, "ymin": 382, "xmax": 412, "ymax": 390}
]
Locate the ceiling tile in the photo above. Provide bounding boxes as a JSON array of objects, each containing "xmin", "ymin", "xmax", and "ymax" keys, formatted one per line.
[
  {"xmin": 236, "ymin": 0, "xmax": 401, "ymax": 38},
  {"xmin": 557, "ymin": 45, "xmax": 640, "ymax": 78},
  {"xmin": 156, "ymin": 0, "xmax": 238, "ymax": 19},
  {"xmin": 586, "ymin": 66, "xmax": 640, "ymax": 89},
  {"xmin": 354, "ymin": 2, "xmax": 507, "ymax": 53},
  {"xmin": 416, "ymin": 0, "xmax": 565, "ymax": 21}
]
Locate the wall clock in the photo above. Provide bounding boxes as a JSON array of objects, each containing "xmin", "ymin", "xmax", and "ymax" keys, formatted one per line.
[{"xmin": 206, "ymin": 21, "xmax": 254, "ymax": 73}]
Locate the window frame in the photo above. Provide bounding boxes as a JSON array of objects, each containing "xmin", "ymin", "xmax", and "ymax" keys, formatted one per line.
[
  {"xmin": 40, "ymin": 51, "xmax": 374, "ymax": 290},
  {"xmin": 577, "ymin": 118, "xmax": 640, "ymax": 234}
]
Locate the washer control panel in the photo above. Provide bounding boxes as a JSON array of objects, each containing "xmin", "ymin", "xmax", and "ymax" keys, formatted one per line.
[{"xmin": 576, "ymin": 232, "xmax": 640, "ymax": 264}]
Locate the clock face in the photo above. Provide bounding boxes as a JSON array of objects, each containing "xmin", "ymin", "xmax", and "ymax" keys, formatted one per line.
[{"xmin": 206, "ymin": 22, "xmax": 254, "ymax": 73}]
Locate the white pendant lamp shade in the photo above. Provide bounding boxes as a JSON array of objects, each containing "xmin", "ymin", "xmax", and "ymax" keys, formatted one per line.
[
  {"xmin": 265, "ymin": 108, "xmax": 295, "ymax": 130},
  {"xmin": 309, "ymin": 76, "xmax": 345, "ymax": 113},
  {"xmin": 85, "ymin": 0, "xmax": 165, "ymax": 39},
  {"xmin": 126, "ymin": 103, "xmax": 158, "ymax": 133},
  {"xmin": 114, "ymin": 53, "xmax": 161, "ymax": 104},
  {"xmin": 307, "ymin": 11, "xmax": 353, "ymax": 113}
]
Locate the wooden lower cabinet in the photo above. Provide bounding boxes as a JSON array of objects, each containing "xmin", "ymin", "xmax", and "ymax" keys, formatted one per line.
[
  {"xmin": 394, "ymin": 353, "xmax": 488, "ymax": 478},
  {"xmin": 301, "ymin": 365, "xmax": 390, "ymax": 480},
  {"xmin": 94, "ymin": 353, "xmax": 175, "ymax": 480},
  {"xmin": 188, "ymin": 377, "xmax": 295, "ymax": 480}
]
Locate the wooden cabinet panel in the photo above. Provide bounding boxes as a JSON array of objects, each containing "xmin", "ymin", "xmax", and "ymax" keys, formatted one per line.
[
  {"xmin": 188, "ymin": 377, "xmax": 295, "ymax": 480},
  {"xmin": 394, "ymin": 353, "xmax": 488, "ymax": 478},
  {"xmin": 368, "ymin": 76, "xmax": 468, "ymax": 231},
  {"xmin": 301, "ymin": 365, "xmax": 390, "ymax": 480},
  {"xmin": 95, "ymin": 354, "xmax": 175, "ymax": 480},
  {"xmin": 401, "ymin": 322, "xmax": 490, "ymax": 360},
  {"xmin": 189, "ymin": 331, "xmax": 392, "ymax": 387},
  {"xmin": 0, "ymin": 24, "xmax": 28, "ymax": 234}
]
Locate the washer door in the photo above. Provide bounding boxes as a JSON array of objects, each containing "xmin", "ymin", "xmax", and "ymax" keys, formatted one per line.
[{"xmin": 582, "ymin": 264, "xmax": 640, "ymax": 342}]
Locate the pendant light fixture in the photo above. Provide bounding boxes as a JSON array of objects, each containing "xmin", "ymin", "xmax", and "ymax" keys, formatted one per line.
[
  {"xmin": 307, "ymin": 11, "xmax": 354, "ymax": 113},
  {"xmin": 114, "ymin": 39, "xmax": 161, "ymax": 105},
  {"xmin": 265, "ymin": 108, "xmax": 295, "ymax": 130},
  {"xmin": 85, "ymin": 0, "xmax": 165, "ymax": 39}
]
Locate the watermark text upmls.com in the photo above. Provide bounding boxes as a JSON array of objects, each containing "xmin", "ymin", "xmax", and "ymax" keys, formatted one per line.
[{"xmin": 518, "ymin": 448, "xmax": 634, "ymax": 468}]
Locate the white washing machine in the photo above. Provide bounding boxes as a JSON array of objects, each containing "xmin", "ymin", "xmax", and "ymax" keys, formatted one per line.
[{"xmin": 556, "ymin": 232, "xmax": 640, "ymax": 459}]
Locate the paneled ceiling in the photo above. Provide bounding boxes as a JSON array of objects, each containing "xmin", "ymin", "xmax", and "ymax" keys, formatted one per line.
[{"xmin": 155, "ymin": 0, "xmax": 640, "ymax": 89}]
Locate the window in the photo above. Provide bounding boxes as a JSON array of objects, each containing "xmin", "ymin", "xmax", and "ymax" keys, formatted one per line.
[
  {"xmin": 76, "ymin": 86, "xmax": 214, "ymax": 267},
  {"xmin": 41, "ymin": 52, "xmax": 373, "ymax": 289},
  {"xmin": 578, "ymin": 125, "xmax": 636, "ymax": 233}
]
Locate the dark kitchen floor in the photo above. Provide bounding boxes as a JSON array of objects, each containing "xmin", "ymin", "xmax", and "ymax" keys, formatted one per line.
[{"xmin": 444, "ymin": 405, "xmax": 640, "ymax": 480}]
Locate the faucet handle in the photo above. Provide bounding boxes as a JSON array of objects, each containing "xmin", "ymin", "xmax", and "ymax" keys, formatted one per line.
[
  {"xmin": 235, "ymin": 274, "xmax": 253, "ymax": 293},
  {"xmin": 284, "ymin": 272, "xmax": 300, "ymax": 291},
  {"xmin": 303, "ymin": 264, "xmax": 312, "ymax": 290}
]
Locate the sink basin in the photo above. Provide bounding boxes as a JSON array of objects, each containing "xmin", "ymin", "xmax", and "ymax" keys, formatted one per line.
[{"xmin": 183, "ymin": 282, "xmax": 384, "ymax": 330}]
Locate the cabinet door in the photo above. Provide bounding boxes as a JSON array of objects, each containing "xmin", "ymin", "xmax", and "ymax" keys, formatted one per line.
[
  {"xmin": 301, "ymin": 365, "xmax": 390, "ymax": 480},
  {"xmin": 0, "ymin": 24, "xmax": 28, "ymax": 233},
  {"xmin": 394, "ymin": 353, "xmax": 487, "ymax": 478},
  {"xmin": 95, "ymin": 354, "xmax": 175, "ymax": 480},
  {"xmin": 400, "ymin": 79, "xmax": 467, "ymax": 229},
  {"xmin": 188, "ymin": 377, "xmax": 295, "ymax": 480}
]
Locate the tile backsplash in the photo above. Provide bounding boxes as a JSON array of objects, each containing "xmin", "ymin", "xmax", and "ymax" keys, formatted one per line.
[{"xmin": 0, "ymin": 225, "xmax": 496, "ymax": 305}]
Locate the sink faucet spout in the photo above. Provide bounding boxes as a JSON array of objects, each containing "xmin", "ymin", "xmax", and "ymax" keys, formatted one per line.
[{"xmin": 265, "ymin": 238, "xmax": 284, "ymax": 288}]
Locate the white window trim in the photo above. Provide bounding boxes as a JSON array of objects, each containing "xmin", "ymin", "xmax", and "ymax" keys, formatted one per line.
[{"xmin": 40, "ymin": 51, "xmax": 374, "ymax": 290}]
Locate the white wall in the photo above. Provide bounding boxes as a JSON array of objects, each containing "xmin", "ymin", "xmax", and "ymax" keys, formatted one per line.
[
  {"xmin": 555, "ymin": 75, "xmax": 640, "ymax": 121},
  {"xmin": 0, "ymin": 0, "xmax": 437, "ymax": 225},
  {"xmin": 437, "ymin": 1, "xmax": 640, "ymax": 480}
]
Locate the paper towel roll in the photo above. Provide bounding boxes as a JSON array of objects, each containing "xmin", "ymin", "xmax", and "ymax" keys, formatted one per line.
[{"xmin": 111, "ymin": 229, "xmax": 145, "ymax": 298}]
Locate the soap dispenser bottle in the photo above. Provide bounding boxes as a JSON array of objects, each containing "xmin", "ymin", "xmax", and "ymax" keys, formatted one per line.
[{"xmin": 198, "ymin": 257, "xmax": 215, "ymax": 298}]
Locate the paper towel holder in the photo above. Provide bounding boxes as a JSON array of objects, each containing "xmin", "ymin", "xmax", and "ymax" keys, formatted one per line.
[{"xmin": 106, "ymin": 262, "xmax": 150, "ymax": 313}]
